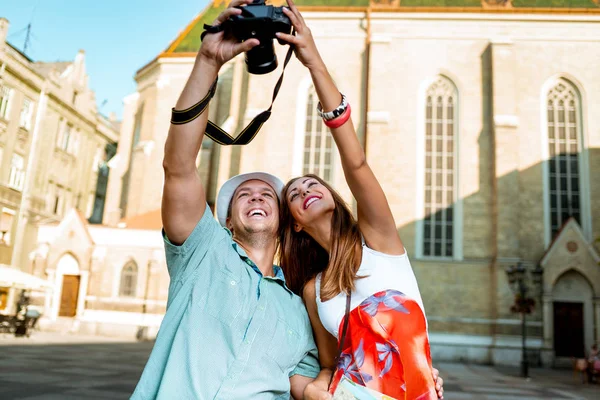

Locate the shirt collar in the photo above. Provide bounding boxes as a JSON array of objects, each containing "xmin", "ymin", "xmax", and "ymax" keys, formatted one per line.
[{"xmin": 226, "ymin": 229, "xmax": 294, "ymax": 296}]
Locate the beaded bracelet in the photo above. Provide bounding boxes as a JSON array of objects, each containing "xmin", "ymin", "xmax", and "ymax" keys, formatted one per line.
[{"xmin": 317, "ymin": 93, "xmax": 348, "ymax": 121}]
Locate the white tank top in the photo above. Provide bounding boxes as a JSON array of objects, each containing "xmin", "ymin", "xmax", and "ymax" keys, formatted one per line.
[{"xmin": 315, "ymin": 244, "xmax": 426, "ymax": 339}]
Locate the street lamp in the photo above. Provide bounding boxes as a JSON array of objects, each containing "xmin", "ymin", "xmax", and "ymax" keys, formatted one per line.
[{"xmin": 505, "ymin": 262, "xmax": 544, "ymax": 378}]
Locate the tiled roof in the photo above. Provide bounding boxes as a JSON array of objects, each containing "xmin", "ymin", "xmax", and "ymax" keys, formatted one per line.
[
  {"xmin": 119, "ymin": 209, "xmax": 163, "ymax": 230},
  {"xmin": 513, "ymin": 0, "xmax": 598, "ymax": 6},
  {"xmin": 155, "ymin": 0, "xmax": 598, "ymax": 57}
]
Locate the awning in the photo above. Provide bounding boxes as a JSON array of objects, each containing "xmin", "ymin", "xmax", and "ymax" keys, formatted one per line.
[{"xmin": 0, "ymin": 264, "xmax": 54, "ymax": 290}]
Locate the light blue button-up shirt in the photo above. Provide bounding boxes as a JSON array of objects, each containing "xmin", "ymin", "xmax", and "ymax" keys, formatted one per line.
[{"xmin": 132, "ymin": 205, "xmax": 320, "ymax": 399}]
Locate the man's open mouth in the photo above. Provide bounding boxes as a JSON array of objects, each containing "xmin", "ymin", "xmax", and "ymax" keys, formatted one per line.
[{"xmin": 247, "ymin": 209, "xmax": 267, "ymax": 217}]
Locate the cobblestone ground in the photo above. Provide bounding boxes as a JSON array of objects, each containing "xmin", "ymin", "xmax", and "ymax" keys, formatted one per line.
[{"xmin": 1, "ymin": 332, "xmax": 598, "ymax": 399}]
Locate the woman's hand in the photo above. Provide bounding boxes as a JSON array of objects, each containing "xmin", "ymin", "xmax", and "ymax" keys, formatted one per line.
[
  {"xmin": 433, "ymin": 367, "xmax": 445, "ymax": 399},
  {"xmin": 303, "ymin": 367, "xmax": 333, "ymax": 400},
  {"xmin": 276, "ymin": 0, "xmax": 324, "ymax": 71},
  {"xmin": 303, "ymin": 381, "xmax": 331, "ymax": 400},
  {"xmin": 198, "ymin": 0, "xmax": 260, "ymax": 68}
]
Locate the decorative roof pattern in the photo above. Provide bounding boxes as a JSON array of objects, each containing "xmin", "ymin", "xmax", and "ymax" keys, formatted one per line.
[
  {"xmin": 160, "ymin": 0, "xmax": 598, "ymax": 56},
  {"xmin": 513, "ymin": 0, "xmax": 598, "ymax": 6}
]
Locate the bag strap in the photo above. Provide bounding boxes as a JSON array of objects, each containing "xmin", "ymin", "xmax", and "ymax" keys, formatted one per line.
[{"xmin": 328, "ymin": 293, "xmax": 351, "ymax": 390}]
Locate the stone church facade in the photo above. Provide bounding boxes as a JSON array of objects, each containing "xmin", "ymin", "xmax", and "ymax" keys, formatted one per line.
[{"xmin": 33, "ymin": 1, "xmax": 600, "ymax": 367}]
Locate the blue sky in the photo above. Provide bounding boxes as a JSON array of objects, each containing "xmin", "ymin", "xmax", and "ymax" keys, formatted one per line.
[{"xmin": 2, "ymin": 0, "xmax": 212, "ymax": 119}]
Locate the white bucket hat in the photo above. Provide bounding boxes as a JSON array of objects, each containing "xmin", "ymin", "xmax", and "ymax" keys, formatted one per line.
[{"xmin": 216, "ymin": 172, "xmax": 285, "ymax": 227}]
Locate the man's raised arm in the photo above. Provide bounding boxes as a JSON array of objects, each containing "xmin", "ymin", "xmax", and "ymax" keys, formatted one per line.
[{"xmin": 161, "ymin": 0, "xmax": 259, "ymax": 245}]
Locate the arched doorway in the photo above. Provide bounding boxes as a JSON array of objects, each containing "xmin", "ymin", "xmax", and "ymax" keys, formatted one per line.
[
  {"xmin": 552, "ymin": 270, "xmax": 594, "ymax": 359},
  {"xmin": 56, "ymin": 254, "xmax": 81, "ymax": 317}
]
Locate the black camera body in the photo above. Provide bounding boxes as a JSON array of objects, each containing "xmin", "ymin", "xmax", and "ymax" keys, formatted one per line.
[{"xmin": 227, "ymin": 0, "xmax": 292, "ymax": 75}]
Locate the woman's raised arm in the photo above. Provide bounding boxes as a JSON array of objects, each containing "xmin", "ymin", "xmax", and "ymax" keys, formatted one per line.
[{"xmin": 276, "ymin": 0, "xmax": 403, "ymax": 254}]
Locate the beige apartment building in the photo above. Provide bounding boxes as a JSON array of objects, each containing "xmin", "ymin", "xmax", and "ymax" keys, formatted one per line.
[
  {"xmin": 23, "ymin": 0, "xmax": 600, "ymax": 367},
  {"xmin": 0, "ymin": 18, "xmax": 119, "ymax": 317}
]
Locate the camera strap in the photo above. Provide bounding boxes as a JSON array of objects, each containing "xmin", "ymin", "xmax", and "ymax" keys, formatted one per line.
[
  {"xmin": 200, "ymin": 24, "xmax": 225, "ymax": 41},
  {"xmin": 205, "ymin": 43, "xmax": 294, "ymax": 145},
  {"xmin": 171, "ymin": 78, "xmax": 218, "ymax": 125},
  {"xmin": 198, "ymin": 25, "xmax": 296, "ymax": 145}
]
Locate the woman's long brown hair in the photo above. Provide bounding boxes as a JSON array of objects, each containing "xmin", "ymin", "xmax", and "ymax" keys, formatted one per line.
[{"xmin": 279, "ymin": 174, "xmax": 362, "ymax": 300}]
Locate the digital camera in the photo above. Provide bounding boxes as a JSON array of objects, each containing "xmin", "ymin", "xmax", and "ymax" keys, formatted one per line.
[{"xmin": 228, "ymin": 0, "xmax": 292, "ymax": 75}]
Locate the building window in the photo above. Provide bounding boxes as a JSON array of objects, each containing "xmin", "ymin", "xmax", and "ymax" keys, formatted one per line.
[
  {"xmin": 67, "ymin": 129, "xmax": 80, "ymax": 155},
  {"xmin": 19, "ymin": 98, "xmax": 34, "ymax": 130},
  {"xmin": 8, "ymin": 154, "xmax": 25, "ymax": 191},
  {"xmin": 86, "ymin": 192, "xmax": 95, "ymax": 219},
  {"xmin": 423, "ymin": 77, "xmax": 457, "ymax": 258},
  {"xmin": 53, "ymin": 185, "xmax": 65, "ymax": 216},
  {"xmin": 547, "ymin": 79, "xmax": 582, "ymax": 238},
  {"xmin": 0, "ymin": 85, "xmax": 12, "ymax": 120},
  {"xmin": 92, "ymin": 146, "xmax": 102, "ymax": 173},
  {"xmin": 132, "ymin": 103, "xmax": 144, "ymax": 148},
  {"xmin": 119, "ymin": 104, "xmax": 145, "ymax": 218},
  {"xmin": 0, "ymin": 207, "xmax": 15, "ymax": 246},
  {"xmin": 119, "ymin": 262, "xmax": 138, "ymax": 297},
  {"xmin": 303, "ymin": 88, "xmax": 333, "ymax": 182},
  {"xmin": 57, "ymin": 122, "xmax": 72, "ymax": 152}
]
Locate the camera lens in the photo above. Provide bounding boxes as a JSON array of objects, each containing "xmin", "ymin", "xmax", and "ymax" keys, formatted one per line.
[{"xmin": 246, "ymin": 40, "xmax": 277, "ymax": 75}]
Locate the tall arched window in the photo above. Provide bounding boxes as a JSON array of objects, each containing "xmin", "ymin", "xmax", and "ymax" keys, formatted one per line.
[
  {"xmin": 303, "ymin": 88, "xmax": 333, "ymax": 182},
  {"xmin": 546, "ymin": 78, "xmax": 582, "ymax": 238},
  {"xmin": 423, "ymin": 77, "xmax": 457, "ymax": 258},
  {"xmin": 119, "ymin": 261, "xmax": 138, "ymax": 297}
]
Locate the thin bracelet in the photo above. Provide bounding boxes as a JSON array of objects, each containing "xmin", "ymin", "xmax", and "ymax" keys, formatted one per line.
[{"xmin": 324, "ymin": 103, "xmax": 351, "ymax": 129}]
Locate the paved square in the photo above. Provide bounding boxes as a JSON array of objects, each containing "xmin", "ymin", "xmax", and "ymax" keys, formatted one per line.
[
  {"xmin": 0, "ymin": 332, "xmax": 151, "ymax": 400},
  {"xmin": 436, "ymin": 362, "xmax": 599, "ymax": 400},
  {"xmin": 1, "ymin": 332, "xmax": 598, "ymax": 399}
]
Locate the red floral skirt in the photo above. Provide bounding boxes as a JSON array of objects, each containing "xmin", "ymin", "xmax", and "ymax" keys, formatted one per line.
[{"xmin": 329, "ymin": 290, "xmax": 437, "ymax": 400}]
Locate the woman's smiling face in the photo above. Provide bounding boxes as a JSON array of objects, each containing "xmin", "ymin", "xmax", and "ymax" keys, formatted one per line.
[{"xmin": 285, "ymin": 175, "xmax": 335, "ymax": 232}]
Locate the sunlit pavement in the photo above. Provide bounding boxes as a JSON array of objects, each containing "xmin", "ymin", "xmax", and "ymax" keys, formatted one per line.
[
  {"xmin": 437, "ymin": 362, "xmax": 599, "ymax": 400},
  {"xmin": 1, "ymin": 332, "xmax": 598, "ymax": 399},
  {"xmin": 0, "ymin": 331, "xmax": 151, "ymax": 399}
]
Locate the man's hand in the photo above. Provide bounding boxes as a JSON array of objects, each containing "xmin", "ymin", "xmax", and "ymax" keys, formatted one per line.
[
  {"xmin": 433, "ymin": 367, "xmax": 444, "ymax": 399},
  {"xmin": 198, "ymin": 0, "xmax": 260, "ymax": 68}
]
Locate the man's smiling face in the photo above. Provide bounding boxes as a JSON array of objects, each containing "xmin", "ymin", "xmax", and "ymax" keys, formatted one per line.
[{"xmin": 227, "ymin": 179, "xmax": 279, "ymax": 236}]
